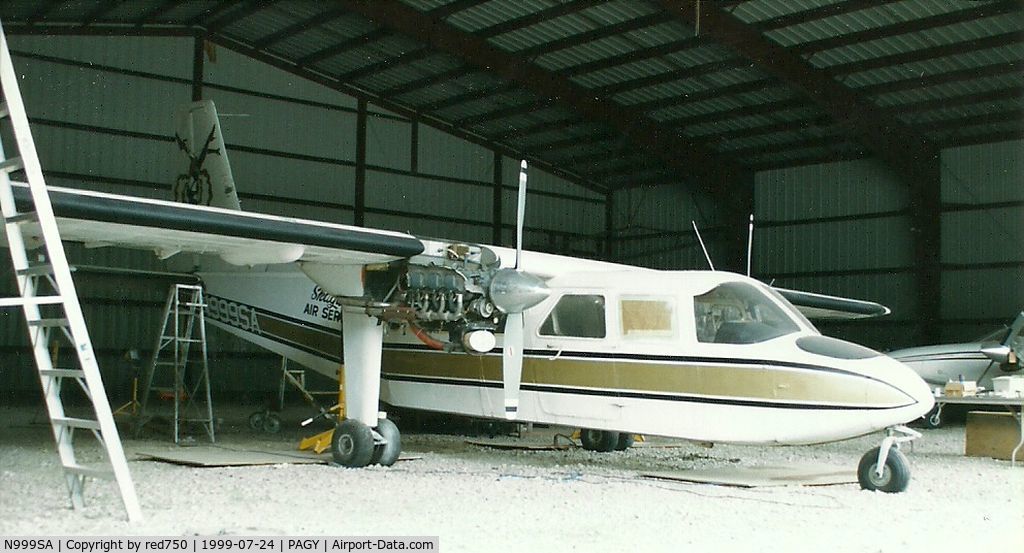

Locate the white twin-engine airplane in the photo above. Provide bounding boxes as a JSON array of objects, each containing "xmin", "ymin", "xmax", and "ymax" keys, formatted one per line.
[{"xmin": 10, "ymin": 101, "xmax": 934, "ymax": 492}]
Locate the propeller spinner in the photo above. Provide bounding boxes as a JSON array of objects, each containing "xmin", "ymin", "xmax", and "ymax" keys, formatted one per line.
[{"xmin": 490, "ymin": 160, "xmax": 549, "ymax": 420}]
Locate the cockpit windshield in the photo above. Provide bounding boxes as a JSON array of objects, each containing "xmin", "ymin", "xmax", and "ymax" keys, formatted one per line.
[{"xmin": 694, "ymin": 281, "xmax": 804, "ymax": 344}]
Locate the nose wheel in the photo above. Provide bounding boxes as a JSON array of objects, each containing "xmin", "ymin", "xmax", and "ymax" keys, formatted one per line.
[{"xmin": 857, "ymin": 425, "xmax": 920, "ymax": 493}]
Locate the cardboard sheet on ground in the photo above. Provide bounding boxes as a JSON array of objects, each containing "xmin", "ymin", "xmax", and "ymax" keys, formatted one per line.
[
  {"xmin": 465, "ymin": 437, "xmax": 688, "ymax": 451},
  {"xmin": 137, "ymin": 446, "xmax": 422, "ymax": 467},
  {"xmin": 136, "ymin": 447, "xmax": 327, "ymax": 467},
  {"xmin": 642, "ymin": 463, "xmax": 857, "ymax": 488},
  {"xmin": 466, "ymin": 439, "xmax": 572, "ymax": 451}
]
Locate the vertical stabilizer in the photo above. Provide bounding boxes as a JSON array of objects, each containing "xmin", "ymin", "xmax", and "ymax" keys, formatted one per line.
[{"xmin": 173, "ymin": 100, "xmax": 241, "ymax": 210}]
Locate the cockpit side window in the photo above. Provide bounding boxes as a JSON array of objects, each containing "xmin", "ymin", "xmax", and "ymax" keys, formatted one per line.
[
  {"xmin": 539, "ymin": 294, "xmax": 606, "ymax": 339},
  {"xmin": 694, "ymin": 282, "xmax": 800, "ymax": 344}
]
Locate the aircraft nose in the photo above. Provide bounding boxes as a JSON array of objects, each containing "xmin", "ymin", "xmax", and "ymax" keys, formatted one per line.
[{"xmin": 884, "ymin": 355, "xmax": 935, "ymax": 416}]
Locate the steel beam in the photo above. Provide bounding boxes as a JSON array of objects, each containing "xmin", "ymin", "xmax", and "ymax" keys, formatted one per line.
[{"xmin": 339, "ymin": 1, "xmax": 747, "ymax": 193}]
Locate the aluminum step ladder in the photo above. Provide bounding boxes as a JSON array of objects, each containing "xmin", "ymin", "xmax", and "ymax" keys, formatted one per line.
[
  {"xmin": 136, "ymin": 284, "xmax": 214, "ymax": 444},
  {"xmin": 0, "ymin": 21, "xmax": 142, "ymax": 522}
]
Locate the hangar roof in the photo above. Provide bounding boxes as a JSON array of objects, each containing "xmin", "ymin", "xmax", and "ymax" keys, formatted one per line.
[{"xmin": 1, "ymin": 0, "xmax": 1021, "ymax": 194}]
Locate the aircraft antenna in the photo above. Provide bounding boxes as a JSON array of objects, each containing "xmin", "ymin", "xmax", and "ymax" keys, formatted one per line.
[
  {"xmin": 692, "ymin": 220, "xmax": 715, "ymax": 271},
  {"xmin": 746, "ymin": 213, "xmax": 754, "ymax": 277},
  {"xmin": 515, "ymin": 160, "xmax": 527, "ymax": 269}
]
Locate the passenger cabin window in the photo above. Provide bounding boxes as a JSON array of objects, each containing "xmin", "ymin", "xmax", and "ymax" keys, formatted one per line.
[
  {"xmin": 620, "ymin": 296, "xmax": 675, "ymax": 339},
  {"xmin": 540, "ymin": 294, "xmax": 606, "ymax": 338},
  {"xmin": 694, "ymin": 282, "xmax": 799, "ymax": 344}
]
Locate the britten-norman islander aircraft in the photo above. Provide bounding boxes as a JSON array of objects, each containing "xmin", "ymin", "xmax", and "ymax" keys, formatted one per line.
[{"xmin": 8, "ymin": 101, "xmax": 934, "ymax": 492}]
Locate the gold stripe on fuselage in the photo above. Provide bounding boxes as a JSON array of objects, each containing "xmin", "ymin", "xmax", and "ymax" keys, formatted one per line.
[
  {"xmin": 381, "ymin": 349, "xmax": 909, "ymax": 408},
  {"xmin": 209, "ymin": 300, "xmax": 906, "ymax": 409}
]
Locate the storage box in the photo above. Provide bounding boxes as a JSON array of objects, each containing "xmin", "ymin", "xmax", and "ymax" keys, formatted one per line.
[
  {"xmin": 944, "ymin": 380, "xmax": 978, "ymax": 397},
  {"xmin": 992, "ymin": 376, "xmax": 1024, "ymax": 397},
  {"xmin": 965, "ymin": 411, "xmax": 1022, "ymax": 462}
]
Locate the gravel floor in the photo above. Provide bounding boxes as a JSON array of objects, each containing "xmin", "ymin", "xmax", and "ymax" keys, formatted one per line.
[{"xmin": 1, "ymin": 404, "xmax": 1021, "ymax": 552}]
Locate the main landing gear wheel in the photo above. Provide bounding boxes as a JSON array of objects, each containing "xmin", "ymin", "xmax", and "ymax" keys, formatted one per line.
[
  {"xmin": 370, "ymin": 418, "xmax": 401, "ymax": 467},
  {"xmin": 248, "ymin": 411, "xmax": 265, "ymax": 431},
  {"xmin": 614, "ymin": 433, "xmax": 635, "ymax": 451},
  {"xmin": 262, "ymin": 412, "xmax": 281, "ymax": 434},
  {"xmin": 580, "ymin": 429, "xmax": 618, "ymax": 452},
  {"xmin": 248, "ymin": 410, "xmax": 282, "ymax": 434},
  {"xmin": 858, "ymin": 446, "xmax": 911, "ymax": 493},
  {"xmin": 331, "ymin": 419, "xmax": 375, "ymax": 468}
]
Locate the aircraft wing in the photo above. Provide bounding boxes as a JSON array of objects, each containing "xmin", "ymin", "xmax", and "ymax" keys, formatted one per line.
[
  {"xmin": 9, "ymin": 183, "xmax": 424, "ymax": 266},
  {"xmin": 775, "ymin": 287, "xmax": 891, "ymax": 320}
]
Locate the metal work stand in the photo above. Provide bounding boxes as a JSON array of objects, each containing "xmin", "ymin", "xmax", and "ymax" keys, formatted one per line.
[{"xmin": 136, "ymin": 284, "xmax": 215, "ymax": 444}]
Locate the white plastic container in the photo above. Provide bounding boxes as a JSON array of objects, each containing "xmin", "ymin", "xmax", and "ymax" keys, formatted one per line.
[{"xmin": 992, "ymin": 376, "xmax": 1024, "ymax": 397}]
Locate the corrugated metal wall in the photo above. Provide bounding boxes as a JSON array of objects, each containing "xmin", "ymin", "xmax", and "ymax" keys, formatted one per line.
[
  {"xmin": 755, "ymin": 145, "xmax": 1023, "ymax": 350},
  {"xmin": 753, "ymin": 159, "xmax": 915, "ymax": 348},
  {"xmin": 609, "ymin": 184, "xmax": 734, "ymax": 271},
  {"xmin": 939, "ymin": 139, "xmax": 1024, "ymax": 341},
  {"xmin": 0, "ymin": 35, "xmax": 603, "ymax": 399}
]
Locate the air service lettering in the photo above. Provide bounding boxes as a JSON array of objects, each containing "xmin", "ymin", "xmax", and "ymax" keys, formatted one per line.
[
  {"xmin": 206, "ymin": 296, "xmax": 262, "ymax": 334},
  {"xmin": 304, "ymin": 286, "xmax": 342, "ymax": 322}
]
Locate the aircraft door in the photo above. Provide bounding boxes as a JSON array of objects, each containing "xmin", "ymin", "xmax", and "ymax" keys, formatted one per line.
[{"xmin": 533, "ymin": 292, "xmax": 620, "ymax": 421}]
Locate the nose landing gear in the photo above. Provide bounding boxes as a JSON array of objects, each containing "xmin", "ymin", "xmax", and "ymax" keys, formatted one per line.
[{"xmin": 857, "ymin": 425, "xmax": 921, "ymax": 493}]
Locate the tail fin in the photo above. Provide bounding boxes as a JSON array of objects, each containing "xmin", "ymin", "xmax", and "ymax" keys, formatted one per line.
[{"xmin": 173, "ymin": 100, "xmax": 241, "ymax": 210}]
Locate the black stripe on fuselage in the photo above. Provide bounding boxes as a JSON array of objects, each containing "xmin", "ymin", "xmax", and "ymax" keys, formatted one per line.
[
  {"xmin": 895, "ymin": 353, "xmax": 987, "ymax": 362},
  {"xmin": 383, "ymin": 342, "xmax": 887, "ymax": 383},
  {"xmin": 205, "ymin": 293, "xmax": 342, "ymax": 362},
  {"xmin": 201, "ymin": 297, "xmax": 915, "ymax": 409},
  {"xmin": 381, "ymin": 373, "xmax": 904, "ymax": 411}
]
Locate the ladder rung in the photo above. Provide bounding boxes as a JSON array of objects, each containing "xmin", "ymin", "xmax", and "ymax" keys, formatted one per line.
[
  {"xmin": 179, "ymin": 302, "xmax": 206, "ymax": 307},
  {"xmin": 16, "ymin": 263, "xmax": 55, "ymax": 277},
  {"xmin": 40, "ymin": 368, "xmax": 86, "ymax": 379},
  {"xmin": 63, "ymin": 463, "xmax": 114, "ymax": 480},
  {"xmin": 0, "ymin": 295, "xmax": 64, "ymax": 307},
  {"xmin": 5, "ymin": 211, "xmax": 37, "ymax": 224},
  {"xmin": 0, "ymin": 156, "xmax": 23, "ymax": 173},
  {"xmin": 28, "ymin": 318, "xmax": 69, "ymax": 328},
  {"xmin": 161, "ymin": 336, "xmax": 203, "ymax": 343},
  {"xmin": 52, "ymin": 416, "xmax": 101, "ymax": 430}
]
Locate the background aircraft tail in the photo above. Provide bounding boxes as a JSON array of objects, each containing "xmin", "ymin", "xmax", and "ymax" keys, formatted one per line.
[{"xmin": 173, "ymin": 100, "xmax": 241, "ymax": 210}]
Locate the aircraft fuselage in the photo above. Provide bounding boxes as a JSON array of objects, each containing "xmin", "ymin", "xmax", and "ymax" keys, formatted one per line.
[{"xmin": 201, "ymin": 265, "xmax": 933, "ymax": 446}]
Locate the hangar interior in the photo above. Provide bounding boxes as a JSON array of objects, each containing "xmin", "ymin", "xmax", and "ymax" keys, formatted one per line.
[{"xmin": 0, "ymin": 0, "xmax": 1021, "ymax": 403}]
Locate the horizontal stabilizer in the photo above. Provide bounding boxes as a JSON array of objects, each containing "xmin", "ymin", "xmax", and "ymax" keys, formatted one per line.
[{"xmin": 775, "ymin": 287, "xmax": 891, "ymax": 320}]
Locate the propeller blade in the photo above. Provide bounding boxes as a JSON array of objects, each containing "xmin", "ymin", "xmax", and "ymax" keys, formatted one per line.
[
  {"xmin": 515, "ymin": 160, "xmax": 527, "ymax": 269},
  {"xmin": 501, "ymin": 311, "xmax": 524, "ymax": 420}
]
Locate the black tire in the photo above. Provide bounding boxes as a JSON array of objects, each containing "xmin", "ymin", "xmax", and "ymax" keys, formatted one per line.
[
  {"xmin": 369, "ymin": 418, "xmax": 401, "ymax": 467},
  {"xmin": 614, "ymin": 433, "xmax": 635, "ymax": 451},
  {"xmin": 262, "ymin": 413, "xmax": 281, "ymax": 434},
  {"xmin": 923, "ymin": 406, "xmax": 943, "ymax": 429},
  {"xmin": 580, "ymin": 429, "xmax": 618, "ymax": 452},
  {"xmin": 331, "ymin": 419, "xmax": 375, "ymax": 468},
  {"xmin": 248, "ymin": 411, "xmax": 265, "ymax": 431},
  {"xmin": 858, "ymin": 446, "xmax": 911, "ymax": 493}
]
